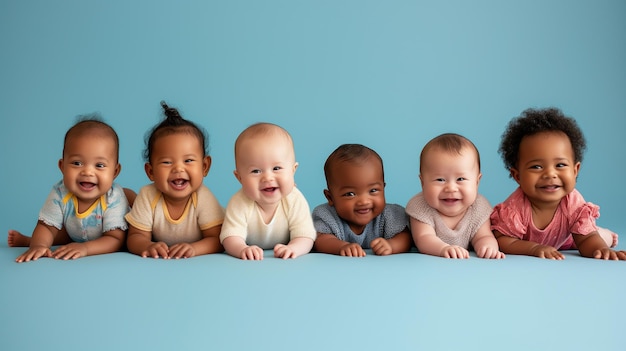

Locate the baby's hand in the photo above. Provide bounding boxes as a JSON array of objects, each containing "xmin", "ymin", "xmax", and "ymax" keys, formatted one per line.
[
  {"xmin": 370, "ymin": 238, "xmax": 392, "ymax": 256},
  {"xmin": 531, "ymin": 245, "xmax": 564, "ymax": 260},
  {"xmin": 475, "ymin": 246, "xmax": 505, "ymax": 259},
  {"xmin": 168, "ymin": 243, "xmax": 195, "ymax": 259},
  {"xmin": 240, "ymin": 245, "xmax": 264, "ymax": 260},
  {"xmin": 51, "ymin": 243, "xmax": 88, "ymax": 260},
  {"xmin": 592, "ymin": 248, "xmax": 626, "ymax": 260},
  {"xmin": 339, "ymin": 243, "xmax": 366, "ymax": 257},
  {"xmin": 15, "ymin": 246, "xmax": 52, "ymax": 263},
  {"xmin": 141, "ymin": 242, "xmax": 169, "ymax": 259},
  {"xmin": 440, "ymin": 245, "xmax": 469, "ymax": 259},
  {"xmin": 274, "ymin": 244, "xmax": 297, "ymax": 259}
]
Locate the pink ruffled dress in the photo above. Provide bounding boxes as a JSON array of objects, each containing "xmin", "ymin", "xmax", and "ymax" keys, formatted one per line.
[{"xmin": 490, "ymin": 188, "xmax": 599, "ymax": 250}]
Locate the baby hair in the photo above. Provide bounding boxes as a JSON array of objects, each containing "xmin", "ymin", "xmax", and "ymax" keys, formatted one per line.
[
  {"xmin": 143, "ymin": 101, "xmax": 209, "ymax": 162},
  {"xmin": 234, "ymin": 122, "xmax": 293, "ymax": 157},
  {"xmin": 419, "ymin": 133, "xmax": 481, "ymax": 173},
  {"xmin": 64, "ymin": 115, "xmax": 119, "ymax": 161},
  {"xmin": 323, "ymin": 144, "xmax": 384, "ymax": 186},
  {"xmin": 499, "ymin": 107, "xmax": 586, "ymax": 175}
]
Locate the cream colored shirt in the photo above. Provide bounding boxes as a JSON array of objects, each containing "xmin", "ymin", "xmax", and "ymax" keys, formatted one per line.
[
  {"xmin": 219, "ymin": 187, "xmax": 316, "ymax": 249},
  {"xmin": 125, "ymin": 184, "xmax": 224, "ymax": 246}
]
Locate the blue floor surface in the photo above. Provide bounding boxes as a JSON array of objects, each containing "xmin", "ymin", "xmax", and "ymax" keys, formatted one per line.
[{"xmin": 1, "ymin": 245, "xmax": 624, "ymax": 351}]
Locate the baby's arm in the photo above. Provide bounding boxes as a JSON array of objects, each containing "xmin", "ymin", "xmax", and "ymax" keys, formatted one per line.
[
  {"xmin": 314, "ymin": 233, "xmax": 366, "ymax": 257},
  {"xmin": 168, "ymin": 225, "xmax": 224, "ymax": 259},
  {"xmin": 51, "ymin": 228, "xmax": 125, "ymax": 260},
  {"xmin": 222, "ymin": 236, "xmax": 263, "ymax": 260},
  {"xmin": 126, "ymin": 225, "xmax": 169, "ymax": 259},
  {"xmin": 493, "ymin": 231, "xmax": 563, "ymax": 259},
  {"xmin": 15, "ymin": 221, "xmax": 58, "ymax": 263},
  {"xmin": 274, "ymin": 237, "xmax": 314, "ymax": 259},
  {"xmin": 370, "ymin": 228, "xmax": 412, "ymax": 256},
  {"xmin": 410, "ymin": 218, "xmax": 468, "ymax": 258},
  {"xmin": 471, "ymin": 221, "xmax": 505, "ymax": 259},
  {"xmin": 573, "ymin": 231, "xmax": 626, "ymax": 260}
]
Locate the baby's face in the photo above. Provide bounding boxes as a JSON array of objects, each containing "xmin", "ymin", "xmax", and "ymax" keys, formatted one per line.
[
  {"xmin": 145, "ymin": 132, "xmax": 210, "ymax": 203},
  {"xmin": 59, "ymin": 134, "xmax": 120, "ymax": 209},
  {"xmin": 419, "ymin": 146, "xmax": 481, "ymax": 220},
  {"xmin": 324, "ymin": 157, "xmax": 386, "ymax": 235},
  {"xmin": 511, "ymin": 131, "xmax": 579, "ymax": 207},
  {"xmin": 234, "ymin": 135, "xmax": 297, "ymax": 209}
]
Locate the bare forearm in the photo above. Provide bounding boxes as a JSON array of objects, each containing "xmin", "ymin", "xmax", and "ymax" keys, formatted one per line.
[
  {"xmin": 494, "ymin": 231, "xmax": 544, "ymax": 255},
  {"xmin": 191, "ymin": 236, "xmax": 224, "ymax": 255},
  {"xmin": 30, "ymin": 222, "xmax": 56, "ymax": 248},
  {"xmin": 388, "ymin": 230, "xmax": 412, "ymax": 253},
  {"xmin": 314, "ymin": 233, "xmax": 346, "ymax": 255},
  {"xmin": 126, "ymin": 232, "xmax": 153, "ymax": 255},
  {"xmin": 222, "ymin": 236, "xmax": 249, "ymax": 257},
  {"xmin": 574, "ymin": 232, "xmax": 608, "ymax": 258},
  {"xmin": 83, "ymin": 232, "xmax": 124, "ymax": 256},
  {"xmin": 414, "ymin": 234, "xmax": 449, "ymax": 256},
  {"xmin": 286, "ymin": 237, "xmax": 314, "ymax": 256}
]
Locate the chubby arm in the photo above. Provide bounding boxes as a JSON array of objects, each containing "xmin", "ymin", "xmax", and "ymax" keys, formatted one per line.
[
  {"xmin": 573, "ymin": 231, "xmax": 626, "ymax": 260},
  {"xmin": 370, "ymin": 228, "xmax": 412, "ymax": 256},
  {"xmin": 51, "ymin": 228, "xmax": 125, "ymax": 260},
  {"xmin": 471, "ymin": 221, "xmax": 505, "ymax": 259},
  {"xmin": 168, "ymin": 224, "xmax": 224, "ymax": 259},
  {"xmin": 410, "ymin": 218, "xmax": 468, "ymax": 258},
  {"xmin": 15, "ymin": 221, "xmax": 58, "ymax": 263},
  {"xmin": 493, "ymin": 230, "xmax": 563, "ymax": 259},
  {"xmin": 314, "ymin": 233, "xmax": 366, "ymax": 257},
  {"xmin": 126, "ymin": 225, "xmax": 169, "ymax": 259},
  {"xmin": 274, "ymin": 237, "xmax": 314, "ymax": 259}
]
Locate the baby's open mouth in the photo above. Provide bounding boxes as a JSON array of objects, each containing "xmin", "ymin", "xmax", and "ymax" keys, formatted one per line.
[
  {"xmin": 80, "ymin": 182, "xmax": 96, "ymax": 190},
  {"xmin": 170, "ymin": 179, "xmax": 189, "ymax": 189}
]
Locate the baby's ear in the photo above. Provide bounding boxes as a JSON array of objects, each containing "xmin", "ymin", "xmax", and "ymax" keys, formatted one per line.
[
  {"xmin": 510, "ymin": 168, "xmax": 521, "ymax": 183},
  {"xmin": 323, "ymin": 189, "xmax": 334, "ymax": 206},
  {"xmin": 114, "ymin": 163, "xmax": 122, "ymax": 178},
  {"xmin": 144, "ymin": 163, "xmax": 155, "ymax": 181},
  {"xmin": 203, "ymin": 156, "xmax": 212, "ymax": 176},
  {"xmin": 233, "ymin": 170, "xmax": 242, "ymax": 183}
]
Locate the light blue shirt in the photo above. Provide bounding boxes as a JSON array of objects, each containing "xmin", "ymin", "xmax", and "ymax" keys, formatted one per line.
[{"xmin": 38, "ymin": 180, "xmax": 129, "ymax": 242}]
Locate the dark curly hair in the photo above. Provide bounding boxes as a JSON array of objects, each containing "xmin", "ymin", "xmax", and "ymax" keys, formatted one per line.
[
  {"xmin": 143, "ymin": 101, "xmax": 209, "ymax": 162},
  {"xmin": 499, "ymin": 107, "xmax": 586, "ymax": 176}
]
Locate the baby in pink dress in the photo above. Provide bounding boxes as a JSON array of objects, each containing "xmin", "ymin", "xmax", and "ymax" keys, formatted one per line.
[{"xmin": 491, "ymin": 107, "xmax": 623, "ymax": 260}]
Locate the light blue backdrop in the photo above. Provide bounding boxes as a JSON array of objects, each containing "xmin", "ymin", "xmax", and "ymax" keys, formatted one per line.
[{"xmin": 1, "ymin": 0, "xmax": 625, "ymax": 237}]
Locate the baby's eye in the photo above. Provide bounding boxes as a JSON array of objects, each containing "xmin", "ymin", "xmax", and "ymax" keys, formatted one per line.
[
  {"xmin": 71, "ymin": 161, "xmax": 83, "ymax": 166},
  {"xmin": 435, "ymin": 178, "xmax": 445, "ymax": 182},
  {"xmin": 273, "ymin": 166, "xmax": 282, "ymax": 171},
  {"xmin": 456, "ymin": 177, "xmax": 467, "ymax": 182},
  {"xmin": 529, "ymin": 165, "xmax": 542, "ymax": 170},
  {"xmin": 95, "ymin": 163, "xmax": 106, "ymax": 169},
  {"xmin": 370, "ymin": 188, "xmax": 380, "ymax": 194},
  {"xmin": 555, "ymin": 163, "xmax": 567, "ymax": 168},
  {"xmin": 342, "ymin": 192, "xmax": 356, "ymax": 198},
  {"xmin": 161, "ymin": 161, "xmax": 172, "ymax": 165},
  {"xmin": 250, "ymin": 169, "xmax": 261, "ymax": 174}
]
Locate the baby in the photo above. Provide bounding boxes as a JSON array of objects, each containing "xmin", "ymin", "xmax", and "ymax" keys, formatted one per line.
[
  {"xmin": 12, "ymin": 117, "xmax": 130, "ymax": 262},
  {"xmin": 406, "ymin": 133, "xmax": 504, "ymax": 259},
  {"xmin": 491, "ymin": 108, "xmax": 623, "ymax": 260},
  {"xmin": 125, "ymin": 102, "xmax": 224, "ymax": 259},
  {"xmin": 312, "ymin": 144, "xmax": 411, "ymax": 257},
  {"xmin": 220, "ymin": 123, "xmax": 316, "ymax": 260}
]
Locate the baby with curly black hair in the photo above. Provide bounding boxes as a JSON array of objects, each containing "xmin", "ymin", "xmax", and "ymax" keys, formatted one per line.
[{"xmin": 490, "ymin": 107, "xmax": 624, "ymax": 260}]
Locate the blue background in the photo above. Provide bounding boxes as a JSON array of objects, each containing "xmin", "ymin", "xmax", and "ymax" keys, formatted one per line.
[{"xmin": 1, "ymin": 1, "xmax": 625, "ymax": 350}]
